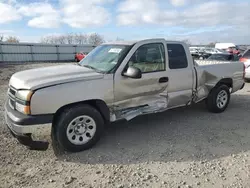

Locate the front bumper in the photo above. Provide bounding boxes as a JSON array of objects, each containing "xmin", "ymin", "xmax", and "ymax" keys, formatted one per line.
[
  {"xmin": 4, "ymin": 101, "xmax": 53, "ymax": 150},
  {"xmin": 5, "ymin": 101, "xmax": 53, "ymax": 133}
]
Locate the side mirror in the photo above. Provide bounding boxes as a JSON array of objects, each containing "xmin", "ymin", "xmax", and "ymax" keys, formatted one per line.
[{"xmin": 122, "ymin": 66, "xmax": 142, "ymax": 79}]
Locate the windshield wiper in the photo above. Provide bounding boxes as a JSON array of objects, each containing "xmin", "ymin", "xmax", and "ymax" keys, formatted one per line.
[{"xmin": 83, "ymin": 65, "xmax": 104, "ymax": 73}]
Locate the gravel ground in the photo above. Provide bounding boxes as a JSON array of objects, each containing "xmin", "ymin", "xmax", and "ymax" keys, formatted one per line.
[{"xmin": 0, "ymin": 63, "xmax": 250, "ymax": 188}]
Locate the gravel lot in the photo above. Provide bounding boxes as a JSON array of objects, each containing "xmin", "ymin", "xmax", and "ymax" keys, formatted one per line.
[{"xmin": 1, "ymin": 63, "xmax": 250, "ymax": 188}]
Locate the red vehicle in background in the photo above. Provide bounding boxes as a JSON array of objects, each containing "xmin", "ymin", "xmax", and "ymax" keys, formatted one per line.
[
  {"xmin": 226, "ymin": 46, "xmax": 241, "ymax": 55},
  {"xmin": 75, "ymin": 52, "xmax": 88, "ymax": 62}
]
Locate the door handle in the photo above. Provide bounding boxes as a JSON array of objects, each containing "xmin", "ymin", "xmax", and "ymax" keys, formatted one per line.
[{"xmin": 159, "ymin": 77, "xmax": 169, "ymax": 83}]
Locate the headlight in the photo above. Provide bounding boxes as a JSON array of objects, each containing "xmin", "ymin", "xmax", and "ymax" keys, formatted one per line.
[
  {"xmin": 15, "ymin": 90, "xmax": 33, "ymax": 114},
  {"xmin": 15, "ymin": 102, "xmax": 30, "ymax": 115},
  {"xmin": 15, "ymin": 90, "xmax": 33, "ymax": 101}
]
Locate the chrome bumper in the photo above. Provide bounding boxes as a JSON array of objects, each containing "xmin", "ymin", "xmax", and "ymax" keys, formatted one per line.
[
  {"xmin": 5, "ymin": 111, "xmax": 41, "ymax": 135},
  {"xmin": 4, "ymin": 101, "xmax": 52, "ymax": 150}
]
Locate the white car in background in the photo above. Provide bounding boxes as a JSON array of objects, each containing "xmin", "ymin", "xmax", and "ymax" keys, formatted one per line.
[
  {"xmin": 204, "ymin": 48, "xmax": 225, "ymax": 54},
  {"xmin": 215, "ymin": 43, "xmax": 236, "ymax": 50}
]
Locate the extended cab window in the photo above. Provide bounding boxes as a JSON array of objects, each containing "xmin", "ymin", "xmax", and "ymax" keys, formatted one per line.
[
  {"xmin": 167, "ymin": 44, "xmax": 188, "ymax": 69},
  {"xmin": 128, "ymin": 43, "xmax": 165, "ymax": 73}
]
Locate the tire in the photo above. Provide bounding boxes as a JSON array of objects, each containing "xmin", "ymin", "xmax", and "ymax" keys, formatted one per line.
[
  {"xmin": 52, "ymin": 104, "xmax": 104, "ymax": 152},
  {"xmin": 205, "ymin": 84, "xmax": 230, "ymax": 113}
]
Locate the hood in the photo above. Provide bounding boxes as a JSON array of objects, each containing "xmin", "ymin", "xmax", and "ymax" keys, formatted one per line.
[{"xmin": 9, "ymin": 64, "xmax": 104, "ymax": 90}]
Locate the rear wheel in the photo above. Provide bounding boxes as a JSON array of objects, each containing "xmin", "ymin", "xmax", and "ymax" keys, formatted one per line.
[
  {"xmin": 52, "ymin": 104, "xmax": 104, "ymax": 152},
  {"xmin": 206, "ymin": 85, "xmax": 230, "ymax": 113}
]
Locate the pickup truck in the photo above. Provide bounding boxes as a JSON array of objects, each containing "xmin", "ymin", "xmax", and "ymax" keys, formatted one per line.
[{"xmin": 4, "ymin": 38, "xmax": 245, "ymax": 153}]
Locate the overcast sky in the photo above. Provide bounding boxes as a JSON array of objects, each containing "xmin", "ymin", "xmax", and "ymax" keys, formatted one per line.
[{"xmin": 0, "ymin": 0, "xmax": 250, "ymax": 44}]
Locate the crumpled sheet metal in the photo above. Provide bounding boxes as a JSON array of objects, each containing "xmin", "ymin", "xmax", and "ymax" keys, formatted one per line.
[
  {"xmin": 115, "ymin": 97, "xmax": 168, "ymax": 121},
  {"xmin": 194, "ymin": 60, "xmax": 243, "ymax": 100},
  {"xmin": 192, "ymin": 65, "xmax": 219, "ymax": 102},
  {"xmin": 111, "ymin": 84, "xmax": 169, "ymax": 121}
]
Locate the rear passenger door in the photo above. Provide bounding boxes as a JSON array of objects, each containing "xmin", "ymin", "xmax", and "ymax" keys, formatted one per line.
[{"xmin": 166, "ymin": 43, "xmax": 194, "ymax": 107}]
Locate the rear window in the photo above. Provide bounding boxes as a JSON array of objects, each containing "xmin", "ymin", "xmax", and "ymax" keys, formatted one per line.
[
  {"xmin": 242, "ymin": 49, "xmax": 250, "ymax": 58},
  {"xmin": 167, "ymin": 44, "xmax": 188, "ymax": 69}
]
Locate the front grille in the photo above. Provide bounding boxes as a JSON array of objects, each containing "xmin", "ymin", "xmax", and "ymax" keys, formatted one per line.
[
  {"xmin": 9, "ymin": 88, "xmax": 16, "ymax": 96},
  {"xmin": 9, "ymin": 98, "xmax": 15, "ymax": 109},
  {"xmin": 8, "ymin": 87, "xmax": 16, "ymax": 97},
  {"xmin": 8, "ymin": 86, "xmax": 17, "ymax": 110}
]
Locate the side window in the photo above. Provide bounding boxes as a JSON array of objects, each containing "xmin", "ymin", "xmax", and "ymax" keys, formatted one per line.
[
  {"xmin": 128, "ymin": 43, "xmax": 165, "ymax": 73},
  {"xmin": 167, "ymin": 44, "xmax": 188, "ymax": 69}
]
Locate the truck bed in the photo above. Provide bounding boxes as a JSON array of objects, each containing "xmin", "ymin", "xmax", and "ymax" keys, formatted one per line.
[{"xmin": 193, "ymin": 60, "xmax": 245, "ymax": 102}]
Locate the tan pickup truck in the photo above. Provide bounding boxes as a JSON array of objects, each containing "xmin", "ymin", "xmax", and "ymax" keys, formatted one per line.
[{"xmin": 5, "ymin": 38, "xmax": 245, "ymax": 152}]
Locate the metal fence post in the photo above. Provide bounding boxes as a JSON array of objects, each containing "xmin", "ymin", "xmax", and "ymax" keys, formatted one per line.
[
  {"xmin": 74, "ymin": 45, "xmax": 77, "ymax": 61},
  {"xmin": 56, "ymin": 45, "xmax": 59, "ymax": 61},
  {"xmin": 30, "ymin": 45, "xmax": 34, "ymax": 62},
  {"xmin": 0, "ymin": 43, "xmax": 4, "ymax": 62}
]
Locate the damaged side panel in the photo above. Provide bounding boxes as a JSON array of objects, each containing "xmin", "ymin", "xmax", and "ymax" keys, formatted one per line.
[
  {"xmin": 110, "ymin": 60, "xmax": 244, "ymax": 122},
  {"xmin": 113, "ymin": 95, "xmax": 168, "ymax": 121},
  {"xmin": 112, "ymin": 75, "xmax": 169, "ymax": 121},
  {"xmin": 193, "ymin": 60, "xmax": 245, "ymax": 102}
]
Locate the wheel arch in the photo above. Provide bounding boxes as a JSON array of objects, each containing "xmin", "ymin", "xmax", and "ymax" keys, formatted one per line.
[
  {"xmin": 52, "ymin": 99, "xmax": 110, "ymax": 125},
  {"xmin": 215, "ymin": 78, "xmax": 233, "ymax": 89}
]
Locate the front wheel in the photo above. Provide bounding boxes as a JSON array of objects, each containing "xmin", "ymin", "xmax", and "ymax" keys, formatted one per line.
[
  {"xmin": 205, "ymin": 85, "xmax": 230, "ymax": 113},
  {"xmin": 52, "ymin": 104, "xmax": 104, "ymax": 152}
]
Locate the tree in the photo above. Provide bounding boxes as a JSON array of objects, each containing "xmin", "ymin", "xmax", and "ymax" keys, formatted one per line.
[
  {"xmin": 41, "ymin": 36, "xmax": 54, "ymax": 44},
  {"xmin": 5, "ymin": 36, "xmax": 19, "ymax": 43},
  {"xmin": 74, "ymin": 33, "xmax": 88, "ymax": 44},
  {"xmin": 57, "ymin": 35, "xmax": 66, "ymax": 44},
  {"xmin": 40, "ymin": 32, "xmax": 105, "ymax": 45},
  {"xmin": 88, "ymin": 33, "xmax": 105, "ymax": 46},
  {"xmin": 66, "ymin": 33, "xmax": 74, "ymax": 44}
]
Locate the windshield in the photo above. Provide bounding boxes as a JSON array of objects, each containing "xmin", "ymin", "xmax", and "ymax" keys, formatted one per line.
[{"xmin": 79, "ymin": 44, "xmax": 131, "ymax": 73}]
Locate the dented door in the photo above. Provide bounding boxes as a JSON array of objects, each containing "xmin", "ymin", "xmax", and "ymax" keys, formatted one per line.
[{"xmin": 113, "ymin": 40, "xmax": 169, "ymax": 120}]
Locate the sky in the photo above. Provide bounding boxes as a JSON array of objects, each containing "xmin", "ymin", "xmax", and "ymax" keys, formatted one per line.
[{"xmin": 0, "ymin": 0, "xmax": 250, "ymax": 44}]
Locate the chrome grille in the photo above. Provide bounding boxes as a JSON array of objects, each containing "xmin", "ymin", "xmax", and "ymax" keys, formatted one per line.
[
  {"xmin": 8, "ymin": 86, "xmax": 17, "ymax": 110},
  {"xmin": 9, "ymin": 98, "xmax": 15, "ymax": 109},
  {"xmin": 8, "ymin": 87, "xmax": 17, "ymax": 98},
  {"xmin": 9, "ymin": 87, "xmax": 16, "ymax": 96}
]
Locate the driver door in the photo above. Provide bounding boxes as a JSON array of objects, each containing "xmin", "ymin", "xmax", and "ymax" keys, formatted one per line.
[{"xmin": 113, "ymin": 40, "xmax": 169, "ymax": 119}]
